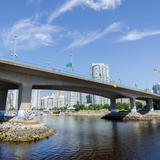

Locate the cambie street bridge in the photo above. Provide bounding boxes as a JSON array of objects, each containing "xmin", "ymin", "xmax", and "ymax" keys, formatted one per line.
[{"xmin": 0, "ymin": 58, "xmax": 160, "ymax": 116}]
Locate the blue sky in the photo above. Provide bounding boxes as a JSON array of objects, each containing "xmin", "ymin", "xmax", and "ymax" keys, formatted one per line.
[{"xmin": 0, "ymin": 0, "xmax": 160, "ymax": 89}]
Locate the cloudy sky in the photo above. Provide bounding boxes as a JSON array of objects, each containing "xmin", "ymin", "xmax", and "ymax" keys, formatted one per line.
[{"xmin": 0, "ymin": 0, "xmax": 160, "ymax": 89}]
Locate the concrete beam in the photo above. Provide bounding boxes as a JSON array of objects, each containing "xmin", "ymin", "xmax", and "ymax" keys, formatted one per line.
[
  {"xmin": 130, "ymin": 97, "xmax": 137, "ymax": 112},
  {"xmin": 0, "ymin": 89, "xmax": 8, "ymax": 116}
]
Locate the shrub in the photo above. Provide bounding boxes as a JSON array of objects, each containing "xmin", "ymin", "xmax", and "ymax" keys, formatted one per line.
[
  {"xmin": 136, "ymin": 101, "xmax": 144, "ymax": 110},
  {"xmin": 116, "ymin": 102, "xmax": 130, "ymax": 111}
]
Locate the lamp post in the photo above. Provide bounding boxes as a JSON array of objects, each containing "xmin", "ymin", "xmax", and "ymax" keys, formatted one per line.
[{"xmin": 11, "ymin": 35, "xmax": 18, "ymax": 60}]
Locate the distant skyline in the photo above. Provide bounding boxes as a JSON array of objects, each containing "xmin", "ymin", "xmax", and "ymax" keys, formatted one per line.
[{"xmin": 0, "ymin": 0, "xmax": 160, "ymax": 89}]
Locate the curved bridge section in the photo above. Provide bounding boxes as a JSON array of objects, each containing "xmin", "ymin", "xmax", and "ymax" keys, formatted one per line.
[{"xmin": 0, "ymin": 59, "xmax": 160, "ymax": 112}]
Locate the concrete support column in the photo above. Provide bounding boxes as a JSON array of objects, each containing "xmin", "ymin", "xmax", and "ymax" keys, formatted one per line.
[
  {"xmin": 0, "ymin": 89, "xmax": 8, "ymax": 116},
  {"xmin": 130, "ymin": 97, "xmax": 137, "ymax": 112},
  {"xmin": 18, "ymin": 84, "xmax": 32, "ymax": 119},
  {"xmin": 147, "ymin": 99, "xmax": 154, "ymax": 112},
  {"xmin": 111, "ymin": 98, "xmax": 116, "ymax": 112}
]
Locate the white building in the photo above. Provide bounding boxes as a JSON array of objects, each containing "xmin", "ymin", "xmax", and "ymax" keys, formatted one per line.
[
  {"xmin": 116, "ymin": 98, "xmax": 130, "ymax": 104},
  {"xmin": 52, "ymin": 91, "xmax": 66, "ymax": 108},
  {"xmin": 79, "ymin": 93, "xmax": 88, "ymax": 105},
  {"xmin": 41, "ymin": 96, "xmax": 48, "ymax": 109},
  {"xmin": 31, "ymin": 90, "xmax": 42, "ymax": 109},
  {"xmin": 153, "ymin": 82, "xmax": 160, "ymax": 95},
  {"xmin": 7, "ymin": 90, "xmax": 18, "ymax": 110},
  {"xmin": 41, "ymin": 91, "xmax": 66, "ymax": 109},
  {"xmin": 92, "ymin": 63, "xmax": 110, "ymax": 82},
  {"xmin": 91, "ymin": 63, "xmax": 110, "ymax": 105},
  {"xmin": 66, "ymin": 91, "xmax": 80, "ymax": 107}
]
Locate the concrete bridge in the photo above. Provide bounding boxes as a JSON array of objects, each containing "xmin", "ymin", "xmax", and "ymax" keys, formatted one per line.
[{"xmin": 0, "ymin": 59, "xmax": 160, "ymax": 114}]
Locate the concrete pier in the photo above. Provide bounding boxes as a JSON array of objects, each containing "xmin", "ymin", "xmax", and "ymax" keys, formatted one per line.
[
  {"xmin": 111, "ymin": 98, "xmax": 117, "ymax": 112},
  {"xmin": 0, "ymin": 89, "xmax": 8, "ymax": 116},
  {"xmin": 18, "ymin": 84, "xmax": 32, "ymax": 110},
  {"xmin": 130, "ymin": 97, "xmax": 137, "ymax": 112},
  {"xmin": 18, "ymin": 84, "xmax": 32, "ymax": 118},
  {"xmin": 147, "ymin": 99, "xmax": 154, "ymax": 111}
]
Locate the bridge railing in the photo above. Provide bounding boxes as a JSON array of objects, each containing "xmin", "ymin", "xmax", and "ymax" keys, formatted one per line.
[{"xmin": 0, "ymin": 55, "xmax": 154, "ymax": 95}]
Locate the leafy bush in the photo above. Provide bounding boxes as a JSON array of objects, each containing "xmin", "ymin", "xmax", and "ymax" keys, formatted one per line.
[
  {"xmin": 74, "ymin": 104, "xmax": 87, "ymax": 111},
  {"xmin": 116, "ymin": 102, "xmax": 130, "ymax": 112},
  {"xmin": 136, "ymin": 101, "xmax": 144, "ymax": 110},
  {"xmin": 103, "ymin": 104, "xmax": 111, "ymax": 110},
  {"xmin": 74, "ymin": 104, "xmax": 111, "ymax": 111}
]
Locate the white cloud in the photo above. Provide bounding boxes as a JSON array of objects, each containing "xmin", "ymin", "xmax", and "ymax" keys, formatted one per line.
[
  {"xmin": 66, "ymin": 22, "xmax": 122, "ymax": 50},
  {"xmin": 48, "ymin": 0, "xmax": 81, "ymax": 23},
  {"xmin": 1, "ymin": 18, "xmax": 61, "ymax": 50},
  {"xmin": 118, "ymin": 30, "xmax": 160, "ymax": 42},
  {"xmin": 48, "ymin": 0, "xmax": 122, "ymax": 23},
  {"xmin": 84, "ymin": 0, "xmax": 122, "ymax": 11}
]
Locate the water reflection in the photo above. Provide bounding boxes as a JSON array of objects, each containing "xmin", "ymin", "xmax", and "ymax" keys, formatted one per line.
[{"xmin": 1, "ymin": 116, "xmax": 160, "ymax": 160}]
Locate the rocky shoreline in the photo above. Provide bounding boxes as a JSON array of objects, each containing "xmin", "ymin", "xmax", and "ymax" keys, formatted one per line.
[
  {"xmin": 102, "ymin": 111, "xmax": 160, "ymax": 121},
  {"xmin": 0, "ymin": 118, "xmax": 55, "ymax": 142}
]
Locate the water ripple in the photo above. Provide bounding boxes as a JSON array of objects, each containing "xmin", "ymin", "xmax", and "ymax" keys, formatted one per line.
[{"xmin": 1, "ymin": 116, "xmax": 160, "ymax": 160}]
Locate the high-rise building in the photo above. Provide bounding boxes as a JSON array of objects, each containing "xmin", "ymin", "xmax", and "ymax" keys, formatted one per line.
[
  {"xmin": 86, "ymin": 94, "xmax": 93, "ymax": 104},
  {"xmin": 153, "ymin": 82, "xmax": 160, "ymax": 95},
  {"xmin": 92, "ymin": 63, "xmax": 110, "ymax": 82},
  {"xmin": 116, "ymin": 98, "xmax": 130, "ymax": 104},
  {"xmin": 61, "ymin": 91, "xmax": 88, "ymax": 107},
  {"xmin": 41, "ymin": 91, "xmax": 66, "ymax": 109},
  {"xmin": 41, "ymin": 96, "xmax": 48, "ymax": 109},
  {"xmin": 67, "ymin": 91, "xmax": 80, "ymax": 107},
  {"xmin": 79, "ymin": 93, "xmax": 88, "ymax": 105},
  {"xmin": 91, "ymin": 63, "xmax": 110, "ymax": 105},
  {"xmin": 6, "ymin": 90, "xmax": 18, "ymax": 110},
  {"xmin": 31, "ymin": 90, "xmax": 42, "ymax": 109},
  {"xmin": 51, "ymin": 91, "xmax": 66, "ymax": 108}
]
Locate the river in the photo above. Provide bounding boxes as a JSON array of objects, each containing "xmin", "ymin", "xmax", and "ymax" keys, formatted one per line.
[{"xmin": 1, "ymin": 115, "xmax": 160, "ymax": 160}]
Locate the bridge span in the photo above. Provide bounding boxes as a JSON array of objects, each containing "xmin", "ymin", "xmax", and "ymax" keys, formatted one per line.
[{"xmin": 0, "ymin": 59, "xmax": 160, "ymax": 113}]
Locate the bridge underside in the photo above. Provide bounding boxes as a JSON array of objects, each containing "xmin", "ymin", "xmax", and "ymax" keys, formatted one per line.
[
  {"xmin": 0, "ymin": 80, "xmax": 158, "ymax": 114},
  {"xmin": 0, "ymin": 80, "xmax": 18, "ymax": 90}
]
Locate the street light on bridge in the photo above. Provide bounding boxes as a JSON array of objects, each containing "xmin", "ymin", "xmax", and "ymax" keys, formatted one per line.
[{"xmin": 11, "ymin": 35, "xmax": 18, "ymax": 60}]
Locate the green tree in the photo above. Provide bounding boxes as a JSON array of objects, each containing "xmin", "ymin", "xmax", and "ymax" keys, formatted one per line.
[
  {"xmin": 73, "ymin": 104, "xmax": 112, "ymax": 111},
  {"xmin": 116, "ymin": 102, "xmax": 130, "ymax": 112},
  {"xmin": 74, "ymin": 104, "xmax": 86, "ymax": 111},
  {"xmin": 136, "ymin": 101, "xmax": 143, "ymax": 110},
  {"xmin": 103, "ymin": 104, "xmax": 111, "ymax": 110}
]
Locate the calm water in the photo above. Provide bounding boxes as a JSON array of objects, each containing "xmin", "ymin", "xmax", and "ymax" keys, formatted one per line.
[{"xmin": 1, "ymin": 116, "xmax": 160, "ymax": 160}]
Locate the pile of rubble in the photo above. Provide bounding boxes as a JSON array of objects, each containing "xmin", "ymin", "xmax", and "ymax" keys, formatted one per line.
[
  {"xmin": 0, "ymin": 118, "xmax": 55, "ymax": 142},
  {"xmin": 123, "ymin": 112, "xmax": 153, "ymax": 121}
]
